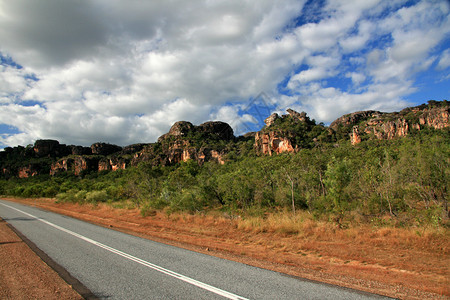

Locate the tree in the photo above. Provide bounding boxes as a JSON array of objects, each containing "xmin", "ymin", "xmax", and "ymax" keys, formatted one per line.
[{"xmin": 324, "ymin": 157, "xmax": 352, "ymax": 216}]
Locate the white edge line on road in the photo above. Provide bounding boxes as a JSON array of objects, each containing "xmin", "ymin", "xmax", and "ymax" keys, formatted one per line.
[{"xmin": 0, "ymin": 202, "xmax": 249, "ymax": 300}]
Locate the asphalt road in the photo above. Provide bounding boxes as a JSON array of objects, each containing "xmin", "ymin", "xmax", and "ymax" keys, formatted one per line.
[{"xmin": 0, "ymin": 199, "xmax": 391, "ymax": 300}]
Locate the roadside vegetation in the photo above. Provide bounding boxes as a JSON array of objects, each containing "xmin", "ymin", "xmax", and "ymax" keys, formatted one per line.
[{"xmin": 1, "ymin": 128, "xmax": 448, "ymax": 231}]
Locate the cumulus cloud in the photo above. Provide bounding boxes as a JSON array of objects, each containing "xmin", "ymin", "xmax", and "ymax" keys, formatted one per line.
[
  {"xmin": 339, "ymin": 21, "xmax": 374, "ymax": 53},
  {"xmin": 346, "ymin": 72, "xmax": 366, "ymax": 86},
  {"xmin": 0, "ymin": 65, "xmax": 29, "ymax": 100},
  {"xmin": 437, "ymin": 49, "xmax": 450, "ymax": 70},
  {"xmin": 288, "ymin": 54, "xmax": 340, "ymax": 87},
  {"xmin": 0, "ymin": 0, "xmax": 448, "ymax": 148}
]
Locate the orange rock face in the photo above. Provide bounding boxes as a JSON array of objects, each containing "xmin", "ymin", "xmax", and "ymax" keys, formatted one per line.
[
  {"xmin": 419, "ymin": 106, "xmax": 449, "ymax": 129},
  {"xmin": 350, "ymin": 126, "xmax": 362, "ymax": 145},
  {"xmin": 254, "ymin": 132, "xmax": 295, "ymax": 155},
  {"xmin": 17, "ymin": 166, "xmax": 39, "ymax": 178},
  {"xmin": 341, "ymin": 104, "xmax": 449, "ymax": 145}
]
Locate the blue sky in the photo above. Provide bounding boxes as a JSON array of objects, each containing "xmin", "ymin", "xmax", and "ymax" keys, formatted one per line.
[{"xmin": 0, "ymin": 0, "xmax": 449, "ymax": 148}]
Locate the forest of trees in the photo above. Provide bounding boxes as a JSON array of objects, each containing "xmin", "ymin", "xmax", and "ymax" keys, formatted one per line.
[{"xmin": 1, "ymin": 127, "xmax": 448, "ymax": 229}]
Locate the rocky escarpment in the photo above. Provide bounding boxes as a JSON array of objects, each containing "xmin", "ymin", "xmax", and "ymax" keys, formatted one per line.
[
  {"xmin": 49, "ymin": 142, "xmax": 132, "ymax": 176},
  {"xmin": 156, "ymin": 121, "xmax": 234, "ymax": 165},
  {"xmin": 0, "ymin": 120, "xmax": 235, "ymax": 178},
  {"xmin": 50, "ymin": 143, "xmax": 163, "ymax": 176},
  {"xmin": 1, "ymin": 100, "xmax": 448, "ymax": 177},
  {"xmin": 49, "ymin": 121, "xmax": 234, "ymax": 176},
  {"xmin": 0, "ymin": 139, "xmax": 129, "ymax": 177},
  {"xmin": 254, "ymin": 101, "xmax": 448, "ymax": 155},
  {"xmin": 331, "ymin": 100, "xmax": 449, "ymax": 145},
  {"xmin": 50, "ymin": 156, "xmax": 102, "ymax": 176},
  {"xmin": 254, "ymin": 108, "xmax": 326, "ymax": 155}
]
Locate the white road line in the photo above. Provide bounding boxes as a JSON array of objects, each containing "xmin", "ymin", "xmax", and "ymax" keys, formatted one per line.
[{"xmin": 0, "ymin": 202, "xmax": 249, "ymax": 300}]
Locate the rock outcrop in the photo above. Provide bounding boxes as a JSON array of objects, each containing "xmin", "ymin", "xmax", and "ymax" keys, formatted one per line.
[
  {"xmin": 264, "ymin": 113, "xmax": 279, "ymax": 127},
  {"xmin": 350, "ymin": 126, "xmax": 361, "ymax": 145},
  {"xmin": 331, "ymin": 101, "xmax": 449, "ymax": 145},
  {"xmin": 254, "ymin": 132, "xmax": 295, "ymax": 155},
  {"xmin": 197, "ymin": 121, "xmax": 235, "ymax": 140},
  {"xmin": 330, "ymin": 111, "xmax": 383, "ymax": 131},
  {"xmin": 68, "ymin": 145, "xmax": 92, "ymax": 155},
  {"xmin": 33, "ymin": 139, "xmax": 80, "ymax": 158},
  {"xmin": 286, "ymin": 109, "xmax": 309, "ymax": 122},
  {"xmin": 98, "ymin": 157, "xmax": 125, "ymax": 172},
  {"xmin": 50, "ymin": 158, "xmax": 74, "ymax": 176},
  {"xmin": 33, "ymin": 140, "xmax": 62, "ymax": 157},
  {"xmin": 157, "ymin": 121, "xmax": 233, "ymax": 165},
  {"xmin": 415, "ymin": 104, "xmax": 449, "ymax": 129},
  {"xmin": 157, "ymin": 121, "xmax": 195, "ymax": 142},
  {"xmin": 91, "ymin": 143, "xmax": 122, "ymax": 155},
  {"xmin": 254, "ymin": 108, "xmax": 319, "ymax": 155},
  {"xmin": 50, "ymin": 156, "xmax": 102, "ymax": 176},
  {"xmin": 17, "ymin": 165, "xmax": 40, "ymax": 178}
]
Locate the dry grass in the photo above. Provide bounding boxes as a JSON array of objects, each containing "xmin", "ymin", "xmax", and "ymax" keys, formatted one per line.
[{"xmin": 3, "ymin": 197, "xmax": 449, "ymax": 299}]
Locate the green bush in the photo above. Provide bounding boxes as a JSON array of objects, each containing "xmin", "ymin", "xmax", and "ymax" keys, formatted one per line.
[
  {"xmin": 56, "ymin": 189, "xmax": 77, "ymax": 203},
  {"xmin": 85, "ymin": 190, "xmax": 108, "ymax": 204}
]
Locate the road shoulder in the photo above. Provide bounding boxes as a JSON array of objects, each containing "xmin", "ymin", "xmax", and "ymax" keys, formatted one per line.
[{"xmin": 0, "ymin": 217, "xmax": 85, "ymax": 300}]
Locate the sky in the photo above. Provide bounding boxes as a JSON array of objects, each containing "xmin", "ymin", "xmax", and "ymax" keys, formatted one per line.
[{"xmin": 0, "ymin": 0, "xmax": 449, "ymax": 148}]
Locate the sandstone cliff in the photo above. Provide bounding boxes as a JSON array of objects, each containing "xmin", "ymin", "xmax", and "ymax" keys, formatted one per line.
[
  {"xmin": 25, "ymin": 121, "xmax": 234, "ymax": 177},
  {"xmin": 254, "ymin": 108, "xmax": 326, "ymax": 155},
  {"xmin": 331, "ymin": 100, "xmax": 449, "ymax": 145},
  {"xmin": 155, "ymin": 121, "xmax": 233, "ymax": 165},
  {"xmin": 50, "ymin": 156, "xmax": 102, "ymax": 176}
]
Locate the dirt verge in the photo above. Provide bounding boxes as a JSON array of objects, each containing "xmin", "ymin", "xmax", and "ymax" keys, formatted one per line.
[{"xmin": 0, "ymin": 217, "xmax": 83, "ymax": 300}]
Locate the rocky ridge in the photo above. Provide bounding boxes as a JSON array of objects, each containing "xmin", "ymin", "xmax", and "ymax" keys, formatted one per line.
[
  {"xmin": 254, "ymin": 108, "xmax": 321, "ymax": 155},
  {"xmin": 0, "ymin": 121, "xmax": 236, "ymax": 178},
  {"xmin": 1, "ymin": 100, "xmax": 448, "ymax": 178},
  {"xmin": 331, "ymin": 100, "xmax": 449, "ymax": 145}
]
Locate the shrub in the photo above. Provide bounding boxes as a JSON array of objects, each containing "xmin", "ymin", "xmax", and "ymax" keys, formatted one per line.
[
  {"xmin": 56, "ymin": 189, "xmax": 78, "ymax": 203},
  {"xmin": 140, "ymin": 203, "xmax": 157, "ymax": 217},
  {"xmin": 75, "ymin": 190, "xmax": 88, "ymax": 202},
  {"xmin": 85, "ymin": 190, "xmax": 108, "ymax": 204},
  {"xmin": 43, "ymin": 186, "xmax": 58, "ymax": 198}
]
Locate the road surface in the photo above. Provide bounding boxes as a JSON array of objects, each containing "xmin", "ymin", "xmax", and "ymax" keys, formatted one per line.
[{"xmin": 0, "ymin": 199, "xmax": 391, "ymax": 299}]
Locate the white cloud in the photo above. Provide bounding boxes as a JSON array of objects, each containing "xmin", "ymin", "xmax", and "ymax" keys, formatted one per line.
[
  {"xmin": 367, "ymin": 1, "xmax": 449, "ymax": 85},
  {"xmin": 0, "ymin": 65, "xmax": 29, "ymax": 97},
  {"xmin": 0, "ymin": 0, "xmax": 448, "ymax": 148},
  {"xmin": 0, "ymin": 0, "xmax": 111, "ymax": 69},
  {"xmin": 279, "ymin": 81, "xmax": 412, "ymax": 123},
  {"xmin": 289, "ymin": 68, "xmax": 324, "ymax": 85},
  {"xmin": 437, "ymin": 49, "xmax": 450, "ymax": 70},
  {"xmin": 346, "ymin": 72, "xmax": 366, "ymax": 86},
  {"xmin": 295, "ymin": 0, "xmax": 382, "ymax": 52},
  {"xmin": 339, "ymin": 21, "xmax": 374, "ymax": 53},
  {"xmin": 288, "ymin": 54, "xmax": 341, "ymax": 87}
]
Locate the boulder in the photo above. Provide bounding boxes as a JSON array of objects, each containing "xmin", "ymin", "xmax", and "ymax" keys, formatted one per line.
[
  {"xmin": 286, "ymin": 109, "xmax": 308, "ymax": 122},
  {"xmin": 33, "ymin": 140, "xmax": 64, "ymax": 157},
  {"xmin": 197, "ymin": 121, "xmax": 234, "ymax": 140},
  {"xmin": 264, "ymin": 113, "xmax": 279, "ymax": 127},
  {"xmin": 158, "ymin": 121, "xmax": 195, "ymax": 143},
  {"xmin": 69, "ymin": 145, "xmax": 92, "ymax": 155},
  {"xmin": 90, "ymin": 143, "xmax": 122, "ymax": 156}
]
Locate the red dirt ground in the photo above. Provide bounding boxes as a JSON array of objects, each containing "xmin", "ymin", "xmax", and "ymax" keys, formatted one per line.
[{"xmin": 0, "ymin": 217, "xmax": 83, "ymax": 299}]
